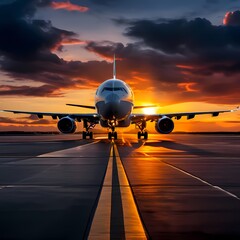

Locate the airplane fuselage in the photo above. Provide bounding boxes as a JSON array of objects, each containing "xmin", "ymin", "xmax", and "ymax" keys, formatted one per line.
[{"xmin": 95, "ymin": 79, "xmax": 134, "ymax": 127}]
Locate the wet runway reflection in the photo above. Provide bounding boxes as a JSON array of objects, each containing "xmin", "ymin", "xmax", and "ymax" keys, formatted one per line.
[{"xmin": 118, "ymin": 134, "xmax": 240, "ymax": 240}]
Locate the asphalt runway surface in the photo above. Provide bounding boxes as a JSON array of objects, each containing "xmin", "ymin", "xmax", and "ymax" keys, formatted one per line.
[{"xmin": 0, "ymin": 133, "xmax": 240, "ymax": 240}]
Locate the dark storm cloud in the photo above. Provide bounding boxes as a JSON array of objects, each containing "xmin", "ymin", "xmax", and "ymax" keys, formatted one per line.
[
  {"xmin": 86, "ymin": 40, "xmax": 184, "ymax": 84},
  {"xmin": 0, "ymin": 0, "xmax": 96, "ymax": 96},
  {"xmin": 85, "ymin": 33, "xmax": 240, "ymax": 105},
  {"xmin": 117, "ymin": 17, "xmax": 240, "ymax": 77},
  {"xmin": 0, "ymin": 0, "xmax": 78, "ymax": 60},
  {"xmin": 0, "ymin": 58, "xmax": 113, "ymax": 96},
  {"xmin": 0, "ymin": 0, "xmax": 51, "ymax": 19},
  {"xmin": 123, "ymin": 18, "xmax": 240, "ymax": 54},
  {"xmin": 0, "ymin": 84, "xmax": 61, "ymax": 97}
]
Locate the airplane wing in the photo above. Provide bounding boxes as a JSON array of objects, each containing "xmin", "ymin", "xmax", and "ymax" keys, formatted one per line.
[
  {"xmin": 131, "ymin": 107, "xmax": 239, "ymax": 123},
  {"xmin": 66, "ymin": 104, "xmax": 95, "ymax": 109},
  {"xmin": 66, "ymin": 104, "xmax": 157, "ymax": 110},
  {"xmin": 133, "ymin": 105, "xmax": 157, "ymax": 109},
  {"xmin": 3, "ymin": 110, "xmax": 100, "ymax": 121}
]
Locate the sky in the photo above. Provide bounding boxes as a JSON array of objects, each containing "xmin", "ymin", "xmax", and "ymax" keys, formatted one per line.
[{"xmin": 0, "ymin": 0, "xmax": 239, "ymax": 132}]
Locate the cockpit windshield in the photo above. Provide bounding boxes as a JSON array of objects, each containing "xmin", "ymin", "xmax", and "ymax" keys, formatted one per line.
[{"xmin": 101, "ymin": 87, "xmax": 128, "ymax": 93}]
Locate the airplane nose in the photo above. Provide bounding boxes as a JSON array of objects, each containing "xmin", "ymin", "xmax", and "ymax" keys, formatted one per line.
[{"xmin": 105, "ymin": 93, "xmax": 120, "ymax": 104}]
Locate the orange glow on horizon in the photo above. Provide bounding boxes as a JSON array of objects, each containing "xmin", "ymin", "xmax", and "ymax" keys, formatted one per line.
[{"xmin": 0, "ymin": 86, "xmax": 239, "ymax": 132}]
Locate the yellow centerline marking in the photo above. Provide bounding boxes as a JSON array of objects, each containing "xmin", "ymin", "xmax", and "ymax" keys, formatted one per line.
[
  {"xmin": 89, "ymin": 143, "xmax": 147, "ymax": 239},
  {"xmin": 88, "ymin": 145, "xmax": 113, "ymax": 240},
  {"xmin": 114, "ymin": 144, "xmax": 147, "ymax": 239}
]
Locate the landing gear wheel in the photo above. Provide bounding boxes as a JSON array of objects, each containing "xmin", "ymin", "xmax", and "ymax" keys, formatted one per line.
[
  {"xmin": 108, "ymin": 131, "xmax": 118, "ymax": 140},
  {"xmin": 138, "ymin": 131, "xmax": 141, "ymax": 140},
  {"xmin": 135, "ymin": 120, "xmax": 148, "ymax": 140},
  {"xmin": 82, "ymin": 131, "xmax": 93, "ymax": 139},
  {"xmin": 113, "ymin": 131, "xmax": 117, "ymax": 140},
  {"xmin": 89, "ymin": 132, "xmax": 93, "ymax": 139},
  {"xmin": 137, "ymin": 131, "xmax": 148, "ymax": 140},
  {"xmin": 144, "ymin": 131, "xmax": 148, "ymax": 140}
]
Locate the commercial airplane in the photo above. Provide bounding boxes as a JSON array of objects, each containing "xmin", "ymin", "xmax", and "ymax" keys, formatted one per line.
[{"xmin": 3, "ymin": 56, "xmax": 239, "ymax": 140}]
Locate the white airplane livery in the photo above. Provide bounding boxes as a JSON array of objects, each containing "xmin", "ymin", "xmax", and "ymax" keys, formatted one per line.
[{"xmin": 3, "ymin": 56, "xmax": 239, "ymax": 140}]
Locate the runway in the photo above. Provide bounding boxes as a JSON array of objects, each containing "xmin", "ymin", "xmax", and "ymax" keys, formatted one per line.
[{"xmin": 0, "ymin": 133, "xmax": 240, "ymax": 240}]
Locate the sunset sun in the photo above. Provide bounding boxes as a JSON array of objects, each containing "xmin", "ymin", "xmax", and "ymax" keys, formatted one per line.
[{"xmin": 142, "ymin": 107, "xmax": 157, "ymax": 115}]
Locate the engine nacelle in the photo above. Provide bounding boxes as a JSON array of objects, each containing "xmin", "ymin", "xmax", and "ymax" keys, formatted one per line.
[
  {"xmin": 57, "ymin": 116, "xmax": 76, "ymax": 134},
  {"xmin": 155, "ymin": 116, "xmax": 174, "ymax": 134}
]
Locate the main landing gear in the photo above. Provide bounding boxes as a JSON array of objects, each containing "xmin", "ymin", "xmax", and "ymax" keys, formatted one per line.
[
  {"xmin": 82, "ymin": 120, "xmax": 95, "ymax": 139},
  {"xmin": 137, "ymin": 131, "xmax": 148, "ymax": 140},
  {"xmin": 136, "ymin": 120, "xmax": 148, "ymax": 140},
  {"xmin": 82, "ymin": 131, "xmax": 93, "ymax": 139}
]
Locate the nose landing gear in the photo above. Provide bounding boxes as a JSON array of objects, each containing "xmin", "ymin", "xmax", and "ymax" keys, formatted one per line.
[
  {"xmin": 108, "ymin": 120, "xmax": 118, "ymax": 140},
  {"xmin": 108, "ymin": 131, "xmax": 117, "ymax": 140}
]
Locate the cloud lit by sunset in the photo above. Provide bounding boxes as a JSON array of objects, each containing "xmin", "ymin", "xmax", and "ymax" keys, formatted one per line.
[
  {"xmin": 178, "ymin": 83, "xmax": 199, "ymax": 92},
  {"xmin": 51, "ymin": 1, "xmax": 89, "ymax": 12},
  {"xmin": 223, "ymin": 10, "xmax": 240, "ymax": 26}
]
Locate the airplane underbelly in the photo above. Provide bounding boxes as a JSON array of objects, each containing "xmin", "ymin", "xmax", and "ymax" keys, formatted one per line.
[
  {"xmin": 96, "ymin": 101, "xmax": 133, "ymax": 121},
  {"xmin": 100, "ymin": 118, "xmax": 131, "ymax": 127}
]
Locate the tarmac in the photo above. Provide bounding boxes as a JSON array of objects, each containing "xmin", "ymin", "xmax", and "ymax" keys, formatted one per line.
[{"xmin": 0, "ymin": 133, "xmax": 239, "ymax": 240}]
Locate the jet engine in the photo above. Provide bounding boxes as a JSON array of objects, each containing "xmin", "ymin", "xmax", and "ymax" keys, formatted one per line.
[
  {"xmin": 155, "ymin": 116, "xmax": 174, "ymax": 134},
  {"xmin": 57, "ymin": 117, "xmax": 76, "ymax": 134}
]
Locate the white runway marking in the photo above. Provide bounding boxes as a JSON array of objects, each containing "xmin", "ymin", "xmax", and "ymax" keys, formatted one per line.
[
  {"xmin": 0, "ymin": 141, "xmax": 101, "ymax": 189},
  {"xmin": 162, "ymin": 160, "xmax": 240, "ymax": 201},
  {"xmin": 37, "ymin": 141, "xmax": 100, "ymax": 157},
  {"xmin": 143, "ymin": 152, "xmax": 240, "ymax": 200}
]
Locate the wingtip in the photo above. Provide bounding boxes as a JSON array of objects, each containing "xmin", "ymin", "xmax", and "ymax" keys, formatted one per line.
[{"xmin": 231, "ymin": 106, "xmax": 239, "ymax": 112}]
